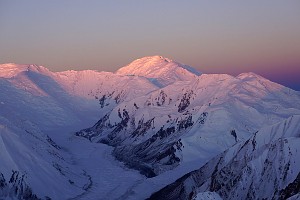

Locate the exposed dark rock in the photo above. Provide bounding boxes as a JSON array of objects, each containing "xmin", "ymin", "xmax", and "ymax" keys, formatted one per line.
[
  {"xmin": 75, "ymin": 114, "xmax": 110, "ymax": 141},
  {"xmin": 178, "ymin": 90, "xmax": 194, "ymax": 112},
  {"xmin": 148, "ymin": 132, "xmax": 300, "ymax": 200},
  {"xmin": 156, "ymin": 90, "xmax": 168, "ymax": 106},
  {"xmin": 134, "ymin": 103, "xmax": 139, "ymax": 109},
  {"xmin": 77, "ymin": 108, "xmax": 208, "ymax": 177},
  {"xmin": 0, "ymin": 173, "xmax": 7, "ymax": 188},
  {"xmin": 230, "ymin": 130, "xmax": 237, "ymax": 142},
  {"xmin": 178, "ymin": 115, "xmax": 193, "ymax": 131},
  {"xmin": 53, "ymin": 162, "xmax": 65, "ymax": 176},
  {"xmin": 114, "ymin": 90, "xmax": 124, "ymax": 104},
  {"xmin": 46, "ymin": 135, "xmax": 61, "ymax": 150},
  {"xmin": 198, "ymin": 112, "xmax": 208, "ymax": 124},
  {"xmin": 131, "ymin": 118, "xmax": 154, "ymax": 138},
  {"xmin": 0, "ymin": 171, "xmax": 40, "ymax": 200},
  {"xmin": 279, "ymin": 172, "xmax": 300, "ymax": 199},
  {"xmin": 99, "ymin": 95, "xmax": 106, "ymax": 108}
]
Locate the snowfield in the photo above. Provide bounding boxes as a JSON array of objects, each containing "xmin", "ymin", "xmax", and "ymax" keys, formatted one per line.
[{"xmin": 0, "ymin": 56, "xmax": 300, "ymax": 199}]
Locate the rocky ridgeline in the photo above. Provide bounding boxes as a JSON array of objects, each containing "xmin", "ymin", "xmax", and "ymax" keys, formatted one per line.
[{"xmin": 0, "ymin": 171, "xmax": 41, "ymax": 200}]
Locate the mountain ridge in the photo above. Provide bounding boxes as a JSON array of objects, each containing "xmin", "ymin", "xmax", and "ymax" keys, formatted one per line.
[
  {"xmin": 1, "ymin": 57, "xmax": 297, "ymax": 92},
  {"xmin": 148, "ymin": 115, "xmax": 300, "ymax": 200},
  {"xmin": 76, "ymin": 60, "xmax": 300, "ymax": 178},
  {"xmin": 1, "ymin": 56, "xmax": 300, "ymax": 199}
]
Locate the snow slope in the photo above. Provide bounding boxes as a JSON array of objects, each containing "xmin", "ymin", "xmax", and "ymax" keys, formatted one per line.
[
  {"xmin": 0, "ymin": 63, "xmax": 153, "ymax": 199},
  {"xmin": 0, "ymin": 59, "xmax": 172, "ymax": 199},
  {"xmin": 0, "ymin": 64, "xmax": 100, "ymax": 199},
  {"xmin": 149, "ymin": 115, "xmax": 300, "ymax": 199},
  {"xmin": 0, "ymin": 115, "xmax": 91, "ymax": 199}
]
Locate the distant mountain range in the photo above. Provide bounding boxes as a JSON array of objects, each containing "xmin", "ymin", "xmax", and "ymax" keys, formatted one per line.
[{"xmin": 0, "ymin": 56, "xmax": 299, "ymax": 199}]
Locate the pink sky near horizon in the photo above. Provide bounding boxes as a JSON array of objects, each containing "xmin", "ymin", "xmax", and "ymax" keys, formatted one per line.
[{"xmin": 0, "ymin": 1, "xmax": 299, "ymax": 90}]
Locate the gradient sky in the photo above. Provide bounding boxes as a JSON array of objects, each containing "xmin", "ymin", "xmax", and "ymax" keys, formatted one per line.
[{"xmin": 0, "ymin": 1, "xmax": 300, "ymax": 90}]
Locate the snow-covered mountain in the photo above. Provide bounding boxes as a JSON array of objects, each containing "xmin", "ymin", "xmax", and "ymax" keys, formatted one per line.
[
  {"xmin": 0, "ymin": 114, "xmax": 91, "ymax": 199},
  {"xmin": 0, "ymin": 58, "xmax": 169, "ymax": 199},
  {"xmin": 0, "ymin": 64, "xmax": 101, "ymax": 199},
  {"xmin": 149, "ymin": 115, "xmax": 300, "ymax": 200},
  {"xmin": 116, "ymin": 55, "xmax": 201, "ymax": 87},
  {"xmin": 77, "ymin": 67, "xmax": 300, "ymax": 177},
  {"xmin": 0, "ymin": 56, "xmax": 300, "ymax": 199}
]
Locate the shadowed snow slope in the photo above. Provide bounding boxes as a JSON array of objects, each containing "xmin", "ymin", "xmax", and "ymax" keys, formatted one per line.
[
  {"xmin": 0, "ymin": 57, "xmax": 300, "ymax": 199},
  {"xmin": 149, "ymin": 115, "xmax": 300, "ymax": 200}
]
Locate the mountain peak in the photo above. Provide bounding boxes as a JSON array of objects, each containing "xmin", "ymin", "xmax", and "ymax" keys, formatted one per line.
[
  {"xmin": 0, "ymin": 63, "xmax": 51, "ymax": 78},
  {"xmin": 137, "ymin": 55, "xmax": 173, "ymax": 63},
  {"xmin": 236, "ymin": 71, "xmax": 290, "ymax": 92},
  {"xmin": 116, "ymin": 56, "xmax": 173, "ymax": 75},
  {"xmin": 115, "ymin": 56, "xmax": 201, "ymax": 86},
  {"xmin": 237, "ymin": 72, "xmax": 265, "ymax": 80},
  {"xmin": 116, "ymin": 55, "xmax": 200, "ymax": 76},
  {"xmin": 0, "ymin": 63, "xmax": 30, "ymax": 78}
]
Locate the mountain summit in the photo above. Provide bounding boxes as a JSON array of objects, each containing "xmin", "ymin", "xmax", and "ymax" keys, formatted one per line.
[{"xmin": 116, "ymin": 56, "xmax": 201, "ymax": 86}]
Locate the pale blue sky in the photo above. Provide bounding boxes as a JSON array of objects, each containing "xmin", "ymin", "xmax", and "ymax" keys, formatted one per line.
[{"xmin": 0, "ymin": 1, "xmax": 299, "ymax": 89}]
